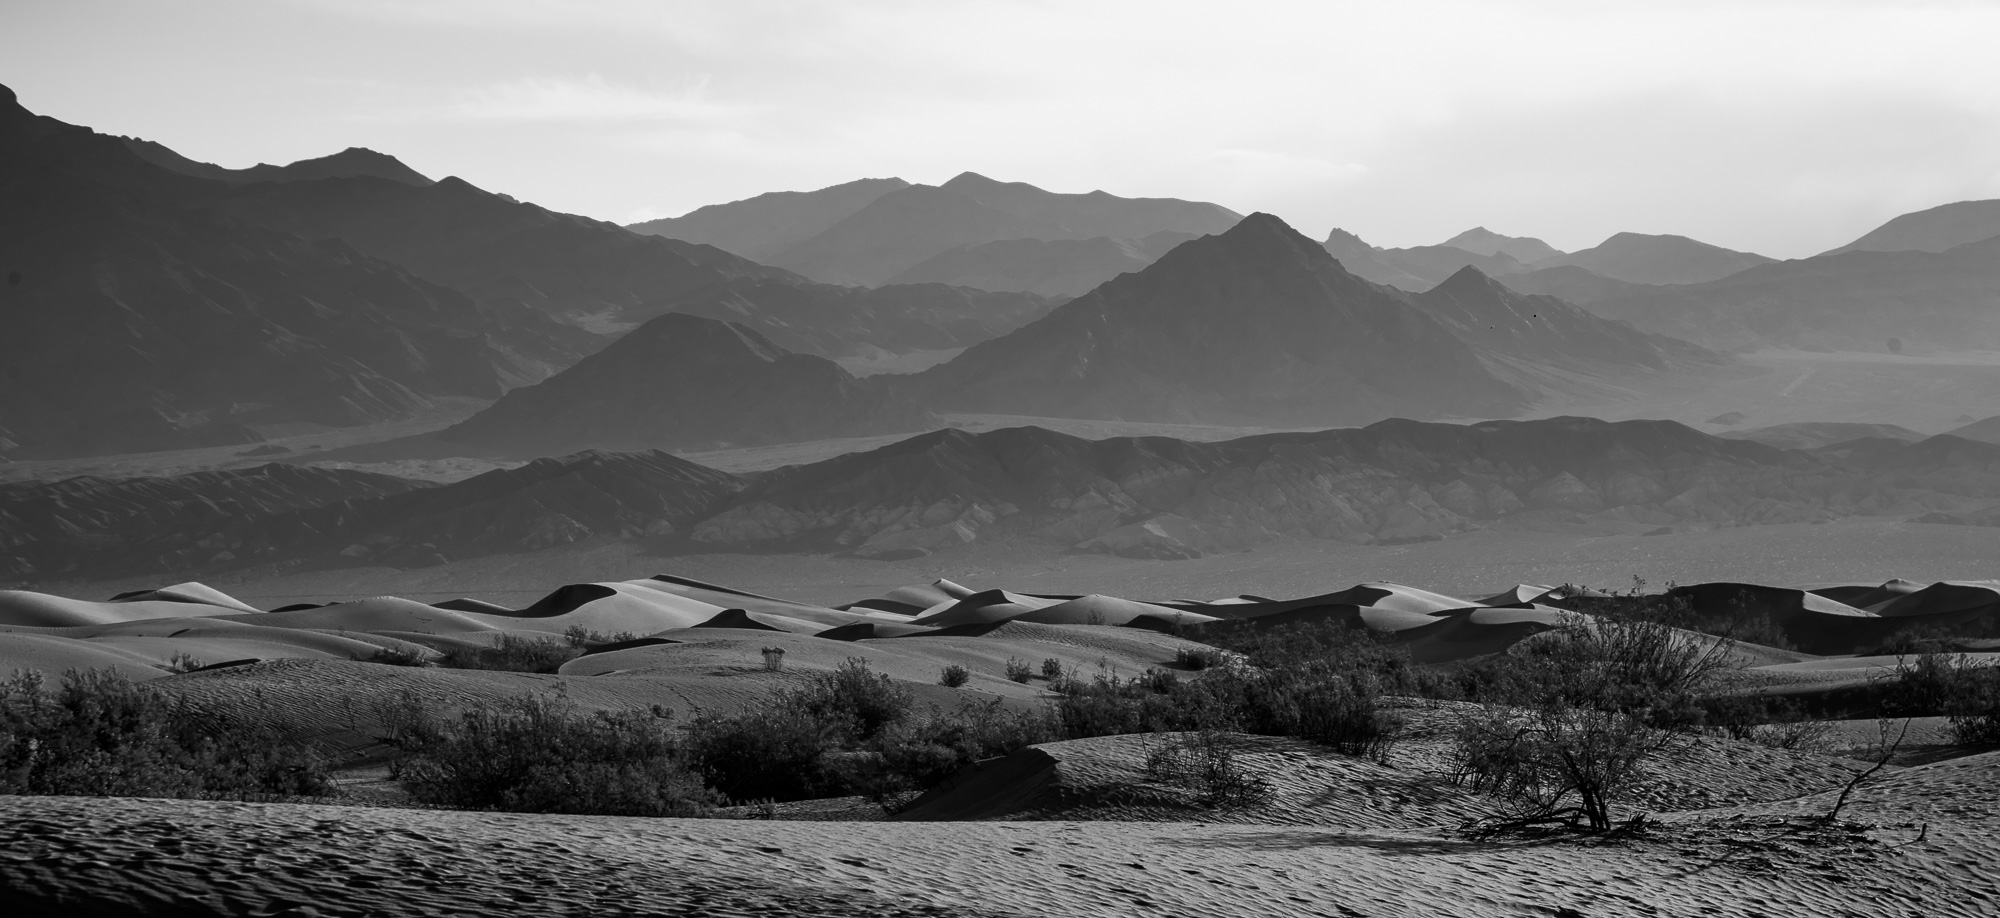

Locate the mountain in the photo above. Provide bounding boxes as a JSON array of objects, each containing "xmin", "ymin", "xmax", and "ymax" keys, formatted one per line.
[
  {"xmin": 26, "ymin": 417, "xmax": 2000, "ymax": 578},
  {"xmin": 908, "ymin": 213, "xmax": 1527, "ymax": 426},
  {"xmin": 1531, "ymin": 232, "xmax": 1774, "ymax": 285},
  {"xmin": 1499, "ymin": 264, "xmax": 1652, "ymax": 303},
  {"xmin": 1560, "ymin": 236, "xmax": 2000, "ymax": 351},
  {"xmin": 441, "ymin": 313, "xmax": 938, "ymax": 455},
  {"xmin": 762, "ymin": 173, "xmax": 1240, "ymax": 287},
  {"xmin": 1440, "ymin": 227, "xmax": 1563, "ymax": 264},
  {"xmin": 661, "ymin": 280, "xmax": 1060, "ymax": 359},
  {"xmin": 1825, "ymin": 199, "xmax": 2000, "ymax": 256},
  {"xmin": 1320, "ymin": 228, "xmax": 1529, "ymax": 290},
  {"xmin": 1410, "ymin": 267, "xmax": 1716, "ymax": 375},
  {"xmin": 883, "ymin": 231, "xmax": 1196, "ymax": 297},
  {"xmin": 1718, "ymin": 422, "xmax": 1926, "ymax": 451},
  {"xmin": 0, "ymin": 464, "xmax": 428, "ymax": 578},
  {"xmin": 0, "ymin": 83, "xmax": 587, "ymax": 458},
  {"xmin": 123, "ymin": 141, "xmax": 435, "ymax": 187},
  {"xmin": 687, "ymin": 416, "xmax": 1910, "ymax": 560},
  {"xmin": 1945, "ymin": 415, "xmax": 2000, "ymax": 446},
  {"xmin": 625, "ymin": 178, "xmax": 910, "ymax": 261}
]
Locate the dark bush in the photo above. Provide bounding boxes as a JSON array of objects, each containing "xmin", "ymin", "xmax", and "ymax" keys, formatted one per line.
[
  {"xmin": 563, "ymin": 625, "xmax": 640, "ymax": 648},
  {"xmin": 1175, "ymin": 647, "xmax": 1227, "ymax": 670},
  {"xmin": 840, "ymin": 700, "xmax": 1058, "ymax": 809},
  {"xmin": 0, "ymin": 669, "xmax": 330, "ymax": 800},
  {"xmin": 1005, "ymin": 657, "xmax": 1034, "ymax": 683},
  {"xmin": 367, "ymin": 644, "xmax": 432, "ymax": 667},
  {"xmin": 1881, "ymin": 651, "xmax": 2000, "ymax": 744},
  {"xmin": 682, "ymin": 708, "xmax": 843, "ymax": 803},
  {"xmin": 1144, "ymin": 728, "xmax": 1274, "ymax": 809},
  {"xmin": 939, "ymin": 664, "xmax": 970, "ymax": 687},
  {"xmin": 436, "ymin": 633, "xmax": 581, "ymax": 674},
  {"xmin": 1041, "ymin": 657, "xmax": 1065, "ymax": 680},
  {"xmin": 380, "ymin": 690, "xmax": 718, "ymax": 816},
  {"xmin": 784, "ymin": 657, "xmax": 911, "ymax": 742}
]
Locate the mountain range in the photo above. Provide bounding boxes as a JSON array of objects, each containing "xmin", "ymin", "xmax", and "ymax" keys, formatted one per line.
[
  {"xmin": 630, "ymin": 171, "xmax": 1241, "ymax": 291},
  {"xmin": 15, "ymin": 415, "xmax": 2000, "ymax": 579}
]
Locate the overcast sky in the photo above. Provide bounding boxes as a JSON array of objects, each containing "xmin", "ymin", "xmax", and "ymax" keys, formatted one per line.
[{"xmin": 5, "ymin": 0, "xmax": 1998, "ymax": 257}]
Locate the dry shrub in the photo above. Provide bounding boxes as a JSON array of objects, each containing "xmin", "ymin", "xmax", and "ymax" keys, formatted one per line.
[
  {"xmin": 1144, "ymin": 729, "xmax": 1274, "ymax": 809},
  {"xmin": 0, "ymin": 669, "xmax": 329, "ymax": 800}
]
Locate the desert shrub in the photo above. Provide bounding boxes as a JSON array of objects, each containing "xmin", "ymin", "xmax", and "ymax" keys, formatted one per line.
[
  {"xmin": 563, "ymin": 625, "xmax": 640, "ymax": 648},
  {"xmin": 435, "ymin": 633, "xmax": 581, "ymax": 674},
  {"xmin": 939, "ymin": 664, "xmax": 970, "ymax": 687},
  {"xmin": 784, "ymin": 657, "xmax": 911, "ymax": 742},
  {"xmin": 165, "ymin": 652, "xmax": 207, "ymax": 674},
  {"xmin": 1144, "ymin": 729, "xmax": 1274, "ymax": 809},
  {"xmin": 1700, "ymin": 694, "xmax": 1833, "ymax": 751},
  {"xmin": 380, "ymin": 691, "xmax": 717, "ymax": 816},
  {"xmin": 838, "ymin": 700, "xmax": 1059, "ymax": 809},
  {"xmin": 681, "ymin": 708, "xmax": 843, "ymax": 803},
  {"xmin": 1864, "ymin": 625, "xmax": 1958, "ymax": 659},
  {"xmin": 1005, "ymin": 657, "xmax": 1034, "ymax": 684},
  {"xmin": 1228, "ymin": 662, "xmax": 1402, "ymax": 759},
  {"xmin": 1451, "ymin": 617, "xmax": 1737, "ymax": 833},
  {"xmin": 1040, "ymin": 658, "xmax": 1065, "ymax": 680},
  {"xmin": 0, "ymin": 669, "xmax": 330, "ymax": 800},
  {"xmin": 367, "ymin": 644, "xmax": 432, "ymax": 667},
  {"xmin": 1879, "ymin": 651, "xmax": 2000, "ymax": 744},
  {"xmin": 1175, "ymin": 647, "xmax": 1226, "ymax": 670}
]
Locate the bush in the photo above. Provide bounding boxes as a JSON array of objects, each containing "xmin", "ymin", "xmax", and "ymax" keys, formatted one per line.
[
  {"xmin": 784, "ymin": 657, "xmax": 911, "ymax": 742},
  {"xmin": 0, "ymin": 669, "xmax": 330, "ymax": 800},
  {"xmin": 1040, "ymin": 658, "xmax": 1065, "ymax": 680},
  {"xmin": 1005, "ymin": 657, "xmax": 1034, "ymax": 684},
  {"xmin": 1175, "ymin": 647, "xmax": 1226, "ymax": 671},
  {"xmin": 165, "ymin": 652, "xmax": 207, "ymax": 675},
  {"xmin": 381, "ymin": 690, "xmax": 718, "ymax": 816},
  {"xmin": 367, "ymin": 644, "xmax": 432, "ymax": 667},
  {"xmin": 681, "ymin": 707, "xmax": 842, "ymax": 804},
  {"xmin": 1881, "ymin": 651, "xmax": 2000, "ymax": 745},
  {"xmin": 563, "ymin": 625, "xmax": 639, "ymax": 648},
  {"xmin": 436, "ymin": 633, "xmax": 581, "ymax": 674},
  {"xmin": 840, "ymin": 700, "xmax": 1059, "ymax": 810},
  {"xmin": 1450, "ymin": 616, "xmax": 1737, "ymax": 833},
  {"xmin": 1144, "ymin": 729, "xmax": 1273, "ymax": 809},
  {"xmin": 939, "ymin": 664, "xmax": 970, "ymax": 688}
]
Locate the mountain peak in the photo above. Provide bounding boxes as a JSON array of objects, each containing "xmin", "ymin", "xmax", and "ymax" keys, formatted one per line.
[{"xmin": 1441, "ymin": 226, "xmax": 1563, "ymax": 263}]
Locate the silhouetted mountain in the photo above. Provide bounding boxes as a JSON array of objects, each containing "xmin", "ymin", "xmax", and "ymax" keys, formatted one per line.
[
  {"xmin": 442, "ymin": 313, "xmax": 938, "ymax": 455},
  {"xmin": 1564, "ymin": 237, "xmax": 2000, "ymax": 351},
  {"xmin": 1825, "ymin": 199, "xmax": 2000, "ymax": 256},
  {"xmin": 1945, "ymin": 415, "xmax": 2000, "ymax": 446},
  {"xmin": 662, "ymin": 280, "xmax": 1059, "ymax": 359},
  {"xmin": 1532, "ymin": 232, "xmax": 1774, "ymax": 285},
  {"xmin": 27, "ymin": 418, "xmax": 2000, "ymax": 577},
  {"xmin": 1320, "ymin": 228, "xmax": 1528, "ymax": 290},
  {"xmin": 910, "ymin": 213, "xmax": 1526, "ymax": 425},
  {"xmin": 1718, "ymin": 422, "xmax": 1926, "ymax": 451},
  {"xmin": 764, "ymin": 174, "xmax": 1239, "ymax": 287},
  {"xmin": 625, "ymin": 178, "xmax": 910, "ymax": 261},
  {"xmin": 1440, "ymin": 227, "xmax": 1563, "ymax": 264},
  {"xmin": 0, "ymin": 464, "xmax": 428, "ymax": 577},
  {"xmin": 124, "ymin": 141, "xmax": 435, "ymax": 186},
  {"xmin": 1411, "ymin": 267, "xmax": 1716, "ymax": 375},
  {"xmin": 0, "ymin": 84, "xmax": 586, "ymax": 458},
  {"xmin": 1499, "ymin": 264, "xmax": 1653, "ymax": 302},
  {"xmin": 688, "ymin": 416, "xmax": 1988, "ymax": 560},
  {"xmin": 884, "ymin": 231, "xmax": 1196, "ymax": 297}
]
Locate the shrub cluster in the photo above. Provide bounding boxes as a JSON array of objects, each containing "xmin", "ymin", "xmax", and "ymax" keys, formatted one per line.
[
  {"xmin": 0, "ymin": 669, "xmax": 330, "ymax": 800},
  {"xmin": 380, "ymin": 690, "xmax": 717, "ymax": 816},
  {"xmin": 435, "ymin": 634, "xmax": 581, "ymax": 673},
  {"xmin": 1144, "ymin": 728, "xmax": 1273, "ymax": 808},
  {"xmin": 1881, "ymin": 651, "xmax": 2000, "ymax": 745}
]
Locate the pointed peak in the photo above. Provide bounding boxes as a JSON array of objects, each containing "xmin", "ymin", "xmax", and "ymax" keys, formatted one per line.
[
  {"xmin": 942, "ymin": 171, "xmax": 999, "ymax": 188},
  {"xmin": 1429, "ymin": 264, "xmax": 1506, "ymax": 295}
]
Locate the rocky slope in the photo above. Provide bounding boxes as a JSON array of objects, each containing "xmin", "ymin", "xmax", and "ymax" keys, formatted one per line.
[
  {"xmin": 1409, "ymin": 266, "xmax": 1717, "ymax": 374},
  {"xmin": 441, "ymin": 313, "xmax": 938, "ymax": 455},
  {"xmin": 1321, "ymin": 228, "xmax": 1528, "ymax": 290},
  {"xmin": 910, "ymin": 213, "xmax": 1528, "ymax": 426},
  {"xmin": 657, "ymin": 279, "xmax": 1060, "ymax": 359},
  {"xmin": 1439, "ymin": 226, "xmax": 1563, "ymax": 264}
]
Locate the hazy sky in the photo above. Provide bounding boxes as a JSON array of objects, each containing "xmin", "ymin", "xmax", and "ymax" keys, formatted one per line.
[{"xmin": 5, "ymin": 0, "xmax": 1998, "ymax": 257}]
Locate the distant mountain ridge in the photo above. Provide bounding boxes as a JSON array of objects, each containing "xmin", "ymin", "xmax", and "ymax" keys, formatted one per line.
[
  {"xmin": 626, "ymin": 177, "xmax": 910, "ymax": 262},
  {"xmin": 885, "ymin": 231, "xmax": 1197, "ymax": 297},
  {"xmin": 123, "ymin": 141, "xmax": 436, "ymax": 187},
  {"xmin": 441, "ymin": 313, "xmax": 939, "ymax": 455},
  {"xmin": 910, "ymin": 213, "xmax": 1527, "ymax": 426},
  {"xmin": 1825, "ymin": 199, "xmax": 2000, "ymax": 256},
  {"xmin": 22, "ymin": 416, "xmax": 2000, "ymax": 578}
]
